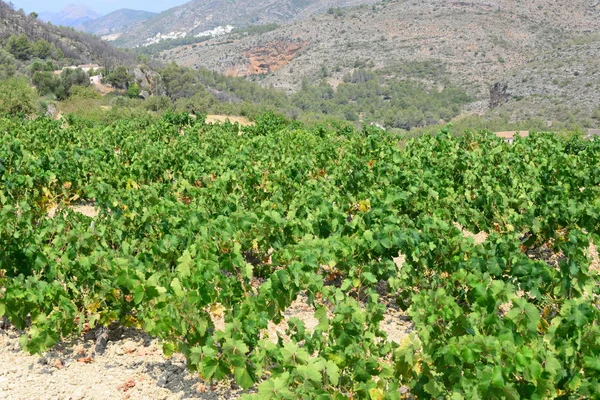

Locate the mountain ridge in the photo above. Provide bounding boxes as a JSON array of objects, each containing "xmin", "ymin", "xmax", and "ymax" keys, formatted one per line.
[
  {"xmin": 77, "ymin": 9, "xmax": 157, "ymax": 37},
  {"xmin": 39, "ymin": 4, "xmax": 100, "ymax": 27},
  {"xmin": 0, "ymin": 1, "xmax": 130, "ymax": 66},
  {"xmin": 154, "ymin": 0, "xmax": 600, "ymax": 122},
  {"xmin": 111, "ymin": 0, "xmax": 383, "ymax": 47}
]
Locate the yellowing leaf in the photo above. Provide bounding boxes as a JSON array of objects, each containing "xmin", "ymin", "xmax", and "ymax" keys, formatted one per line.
[
  {"xmin": 210, "ymin": 303, "xmax": 225, "ymax": 317},
  {"xmin": 369, "ymin": 388, "xmax": 385, "ymax": 400}
]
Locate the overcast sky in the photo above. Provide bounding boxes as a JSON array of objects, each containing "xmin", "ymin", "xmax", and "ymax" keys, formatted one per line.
[{"xmin": 11, "ymin": 0, "xmax": 190, "ymax": 15}]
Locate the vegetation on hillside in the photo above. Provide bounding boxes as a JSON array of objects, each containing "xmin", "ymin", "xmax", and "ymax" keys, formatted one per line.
[
  {"xmin": 0, "ymin": 1, "xmax": 130, "ymax": 67},
  {"xmin": 157, "ymin": 63, "xmax": 472, "ymax": 130}
]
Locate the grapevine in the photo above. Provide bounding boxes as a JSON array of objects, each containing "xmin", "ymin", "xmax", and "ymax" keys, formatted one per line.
[{"xmin": 1, "ymin": 114, "xmax": 599, "ymax": 398}]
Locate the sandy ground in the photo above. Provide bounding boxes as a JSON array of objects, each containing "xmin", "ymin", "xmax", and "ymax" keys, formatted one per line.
[{"xmin": 0, "ymin": 324, "xmax": 244, "ymax": 400}]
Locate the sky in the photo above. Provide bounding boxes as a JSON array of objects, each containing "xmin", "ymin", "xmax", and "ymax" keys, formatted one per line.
[{"xmin": 11, "ymin": 0, "xmax": 190, "ymax": 15}]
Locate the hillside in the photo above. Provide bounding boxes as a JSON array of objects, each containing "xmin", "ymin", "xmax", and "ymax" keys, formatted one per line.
[
  {"xmin": 156, "ymin": 0, "xmax": 600, "ymax": 122},
  {"xmin": 111, "ymin": 0, "xmax": 382, "ymax": 47},
  {"xmin": 0, "ymin": 1, "xmax": 130, "ymax": 66},
  {"xmin": 39, "ymin": 4, "xmax": 100, "ymax": 27},
  {"xmin": 78, "ymin": 9, "xmax": 157, "ymax": 37}
]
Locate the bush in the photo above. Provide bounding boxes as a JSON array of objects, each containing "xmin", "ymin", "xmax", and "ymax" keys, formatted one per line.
[
  {"xmin": 70, "ymin": 85, "xmax": 101, "ymax": 100},
  {"xmin": 0, "ymin": 77, "xmax": 38, "ymax": 116},
  {"xmin": 127, "ymin": 83, "xmax": 140, "ymax": 99},
  {"xmin": 0, "ymin": 48, "xmax": 17, "ymax": 80},
  {"xmin": 144, "ymin": 96, "xmax": 172, "ymax": 112}
]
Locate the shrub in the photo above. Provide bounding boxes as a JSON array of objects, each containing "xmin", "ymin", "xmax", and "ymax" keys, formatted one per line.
[{"xmin": 0, "ymin": 77, "xmax": 38, "ymax": 116}]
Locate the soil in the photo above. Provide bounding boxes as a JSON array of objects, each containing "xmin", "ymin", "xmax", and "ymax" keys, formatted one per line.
[{"xmin": 0, "ymin": 325, "xmax": 245, "ymax": 400}]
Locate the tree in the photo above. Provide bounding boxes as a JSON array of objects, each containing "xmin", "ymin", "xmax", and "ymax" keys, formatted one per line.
[
  {"xmin": 5, "ymin": 34, "xmax": 32, "ymax": 61},
  {"xmin": 31, "ymin": 39, "xmax": 54, "ymax": 59},
  {"xmin": 61, "ymin": 68, "xmax": 89, "ymax": 88},
  {"xmin": 104, "ymin": 66, "xmax": 129, "ymax": 89},
  {"xmin": 0, "ymin": 77, "xmax": 38, "ymax": 115},
  {"xmin": 32, "ymin": 71, "xmax": 61, "ymax": 96},
  {"xmin": 127, "ymin": 82, "xmax": 140, "ymax": 98},
  {"xmin": 0, "ymin": 48, "xmax": 17, "ymax": 80}
]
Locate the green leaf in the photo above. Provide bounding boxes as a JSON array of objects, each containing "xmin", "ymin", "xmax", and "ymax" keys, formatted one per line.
[
  {"xmin": 584, "ymin": 356, "xmax": 600, "ymax": 371},
  {"xmin": 491, "ymin": 366, "xmax": 505, "ymax": 388},
  {"xmin": 162, "ymin": 342, "xmax": 176, "ymax": 356},
  {"xmin": 234, "ymin": 365, "xmax": 255, "ymax": 389},
  {"xmin": 223, "ymin": 339, "xmax": 249, "ymax": 356},
  {"xmin": 297, "ymin": 360, "xmax": 323, "ymax": 382},
  {"xmin": 171, "ymin": 278, "xmax": 184, "ymax": 297},
  {"xmin": 133, "ymin": 287, "xmax": 145, "ymax": 305},
  {"xmin": 315, "ymin": 306, "xmax": 329, "ymax": 330},
  {"xmin": 257, "ymin": 373, "xmax": 292, "ymax": 399},
  {"xmin": 0, "ymin": 302, "xmax": 5, "ymax": 317},
  {"xmin": 176, "ymin": 250, "xmax": 193, "ymax": 278},
  {"xmin": 244, "ymin": 263, "xmax": 254, "ymax": 280},
  {"xmin": 363, "ymin": 272, "xmax": 377, "ymax": 284},
  {"xmin": 326, "ymin": 360, "xmax": 340, "ymax": 386},
  {"xmin": 281, "ymin": 342, "xmax": 309, "ymax": 366}
]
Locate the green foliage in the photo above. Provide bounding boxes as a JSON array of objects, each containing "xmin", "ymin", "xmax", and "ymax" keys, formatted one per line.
[
  {"xmin": 32, "ymin": 71, "xmax": 62, "ymax": 97},
  {"xmin": 1, "ymin": 117, "xmax": 599, "ymax": 398},
  {"xmin": 0, "ymin": 47, "xmax": 17, "ymax": 80},
  {"xmin": 159, "ymin": 64, "xmax": 470, "ymax": 129},
  {"xmin": 3, "ymin": 35, "xmax": 59, "ymax": 61},
  {"xmin": 29, "ymin": 60, "xmax": 58, "ymax": 74},
  {"xmin": 33, "ymin": 68, "xmax": 90, "ymax": 100},
  {"xmin": 30, "ymin": 39, "xmax": 55, "ymax": 59},
  {"xmin": 232, "ymin": 23, "xmax": 280, "ymax": 37},
  {"xmin": 4, "ymin": 34, "xmax": 32, "ymax": 61},
  {"xmin": 144, "ymin": 96, "xmax": 172, "ymax": 112},
  {"xmin": 127, "ymin": 82, "xmax": 140, "ymax": 99},
  {"xmin": 104, "ymin": 66, "xmax": 130, "ymax": 90},
  {"xmin": 0, "ymin": 77, "xmax": 38, "ymax": 115},
  {"xmin": 70, "ymin": 85, "xmax": 101, "ymax": 100}
]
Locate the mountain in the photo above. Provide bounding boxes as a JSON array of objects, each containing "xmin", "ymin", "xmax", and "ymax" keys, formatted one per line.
[
  {"xmin": 39, "ymin": 4, "xmax": 100, "ymax": 27},
  {"xmin": 112, "ymin": 0, "xmax": 382, "ymax": 47},
  {"xmin": 0, "ymin": 1, "xmax": 130, "ymax": 66},
  {"xmin": 154, "ymin": 0, "xmax": 600, "ymax": 122},
  {"xmin": 78, "ymin": 9, "xmax": 156, "ymax": 37}
]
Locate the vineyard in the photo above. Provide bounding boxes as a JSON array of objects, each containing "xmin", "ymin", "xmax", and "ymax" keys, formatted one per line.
[{"xmin": 1, "ymin": 113, "xmax": 600, "ymax": 399}]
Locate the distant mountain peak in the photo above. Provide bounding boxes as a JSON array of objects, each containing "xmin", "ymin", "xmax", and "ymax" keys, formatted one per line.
[
  {"xmin": 78, "ymin": 8, "xmax": 157, "ymax": 36},
  {"xmin": 40, "ymin": 4, "xmax": 100, "ymax": 27}
]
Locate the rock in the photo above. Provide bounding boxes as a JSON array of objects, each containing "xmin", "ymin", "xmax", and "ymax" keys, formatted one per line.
[
  {"xmin": 94, "ymin": 326, "xmax": 109, "ymax": 355},
  {"xmin": 131, "ymin": 65, "xmax": 166, "ymax": 96},
  {"xmin": 489, "ymin": 82, "xmax": 511, "ymax": 110},
  {"xmin": 45, "ymin": 103, "xmax": 58, "ymax": 119}
]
